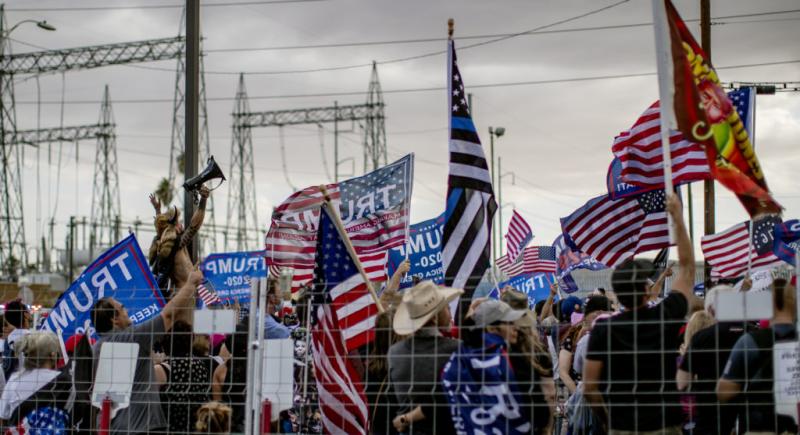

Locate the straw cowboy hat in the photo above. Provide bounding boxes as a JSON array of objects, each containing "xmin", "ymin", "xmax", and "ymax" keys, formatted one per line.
[{"xmin": 393, "ymin": 281, "xmax": 463, "ymax": 335}]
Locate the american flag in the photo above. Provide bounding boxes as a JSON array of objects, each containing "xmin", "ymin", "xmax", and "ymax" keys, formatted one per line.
[
  {"xmin": 612, "ymin": 101, "xmax": 711, "ymax": 187},
  {"xmin": 310, "ymin": 204, "xmax": 371, "ymax": 434},
  {"xmin": 560, "ymin": 190, "xmax": 670, "ymax": 267},
  {"xmin": 612, "ymin": 88, "xmax": 753, "ymax": 189},
  {"xmin": 265, "ymin": 155, "xmax": 413, "ymax": 290},
  {"xmin": 505, "ymin": 210, "xmax": 533, "ymax": 263},
  {"xmin": 496, "ymin": 246, "xmax": 556, "ymax": 277},
  {"xmin": 198, "ymin": 280, "xmax": 222, "ymax": 307},
  {"xmin": 442, "ymin": 39, "xmax": 497, "ymax": 306},
  {"xmin": 701, "ymin": 216, "xmax": 784, "ymax": 279}
]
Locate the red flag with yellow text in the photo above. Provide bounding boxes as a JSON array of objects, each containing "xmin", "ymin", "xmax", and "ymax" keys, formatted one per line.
[{"xmin": 664, "ymin": 0, "xmax": 780, "ymax": 216}]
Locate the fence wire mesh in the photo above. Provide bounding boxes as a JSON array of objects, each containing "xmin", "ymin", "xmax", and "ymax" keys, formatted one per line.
[{"xmin": 0, "ymin": 267, "xmax": 798, "ymax": 435}]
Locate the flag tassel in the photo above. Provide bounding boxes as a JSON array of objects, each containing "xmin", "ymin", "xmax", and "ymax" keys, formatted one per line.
[{"xmin": 318, "ymin": 185, "xmax": 385, "ymax": 313}]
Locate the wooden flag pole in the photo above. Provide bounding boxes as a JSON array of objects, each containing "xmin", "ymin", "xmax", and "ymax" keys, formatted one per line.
[
  {"xmin": 651, "ymin": 0, "xmax": 676, "ymax": 243},
  {"xmin": 318, "ymin": 185, "xmax": 385, "ymax": 313}
]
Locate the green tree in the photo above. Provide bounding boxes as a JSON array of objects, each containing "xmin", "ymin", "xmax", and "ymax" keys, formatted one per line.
[{"xmin": 155, "ymin": 177, "xmax": 173, "ymax": 207}]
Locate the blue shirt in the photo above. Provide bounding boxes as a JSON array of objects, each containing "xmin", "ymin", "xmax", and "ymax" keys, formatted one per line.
[{"xmin": 264, "ymin": 314, "xmax": 291, "ymax": 339}]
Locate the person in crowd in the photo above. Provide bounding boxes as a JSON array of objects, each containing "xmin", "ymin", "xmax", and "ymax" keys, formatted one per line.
[
  {"xmin": 675, "ymin": 310, "xmax": 715, "ymax": 432},
  {"xmin": 264, "ymin": 277, "xmax": 291, "ymax": 339},
  {"xmin": 211, "ymin": 322, "xmax": 248, "ymax": 433},
  {"xmin": 0, "ymin": 331, "xmax": 72, "ymax": 432},
  {"xmin": 443, "ymin": 298, "xmax": 544, "ymax": 433},
  {"xmin": 154, "ymin": 320, "xmax": 214, "ymax": 434},
  {"xmin": 717, "ymin": 278, "xmax": 798, "ymax": 434},
  {"xmin": 676, "ymin": 283, "xmax": 749, "ymax": 435},
  {"xmin": 502, "ymin": 289, "xmax": 557, "ymax": 434},
  {"xmin": 88, "ymin": 267, "xmax": 202, "ymax": 434},
  {"xmin": 365, "ymin": 310, "xmax": 401, "ymax": 435},
  {"xmin": 569, "ymin": 295, "xmax": 612, "ymax": 384},
  {"xmin": 583, "ymin": 194, "xmax": 701, "ymax": 434},
  {"xmin": 2, "ymin": 300, "xmax": 31, "ymax": 379},
  {"xmin": 195, "ymin": 401, "xmax": 232, "ymax": 434},
  {"xmin": 388, "ymin": 280, "xmax": 461, "ymax": 435}
]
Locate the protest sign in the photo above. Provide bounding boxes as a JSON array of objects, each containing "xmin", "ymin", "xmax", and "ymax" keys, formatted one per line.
[
  {"xmin": 773, "ymin": 340, "xmax": 800, "ymax": 424},
  {"xmin": 41, "ymin": 234, "xmax": 165, "ymax": 341},
  {"xmin": 774, "ymin": 219, "xmax": 800, "ymax": 265},
  {"xmin": 387, "ymin": 214, "xmax": 444, "ymax": 289},
  {"xmin": 496, "ymin": 273, "xmax": 557, "ymax": 308},
  {"xmin": 202, "ymin": 250, "xmax": 267, "ymax": 304}
]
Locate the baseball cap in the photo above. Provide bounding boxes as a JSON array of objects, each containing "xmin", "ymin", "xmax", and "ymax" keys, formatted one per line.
[{"xmin": 471, "ymin": 299, "xmax": 526, "ymax": 328}]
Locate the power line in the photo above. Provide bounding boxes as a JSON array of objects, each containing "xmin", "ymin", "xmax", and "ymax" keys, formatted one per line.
[
  {"xmin": 14, "ymin": 58, "xmax": 800, "ymax": 105},
  {"xmin": 203, "ymin": 9, "xmax": 800, "ymax": 53},
  {"xmin": 5, "ymin": 0, "xmax": 325, "ymax": 12}
]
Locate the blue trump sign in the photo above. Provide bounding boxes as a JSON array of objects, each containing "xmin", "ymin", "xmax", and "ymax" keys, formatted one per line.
[
  {"xmin": 202, "ymin": 250, "xmax": 267, "ymax": 305},
  {"xmin": 494, "ymin": 273, "xmax": 557, "ymax": 308},
  {"xmin": 41, "ymin": 234, "xmax": 165, "ymax": 341},
  {"xmin": 387, "ymin": 214, "xmax": 444, "ymax": 289}
]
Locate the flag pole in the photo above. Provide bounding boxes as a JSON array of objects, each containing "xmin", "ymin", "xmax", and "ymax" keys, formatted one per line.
[
  {"xmin": 651, "ymin": 0, "xmax": 676, "ymax": 243},
  {"xmin": 318, "ymin": 185, "xmax": 385, "ymax": 313},
  {"xmin": 746, "ymin": 219, "xmax": 754, "ymax": 276}
]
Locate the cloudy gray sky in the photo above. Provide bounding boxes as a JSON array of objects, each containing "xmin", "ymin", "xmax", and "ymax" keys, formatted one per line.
[{"xmin": 7, "ymin": 0, "xmax": 800, "ymax": 262}]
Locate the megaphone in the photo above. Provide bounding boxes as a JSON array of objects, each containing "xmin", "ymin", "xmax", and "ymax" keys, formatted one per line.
[{"xmin": 183, "ymin": 156, "xmax": 226, "ymax": 194}]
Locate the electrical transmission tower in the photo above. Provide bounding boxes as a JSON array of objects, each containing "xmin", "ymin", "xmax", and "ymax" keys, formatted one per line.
[
  {"xmin": 0, "ymin": 25, "xmax": 183, "ymax": 274},
  {"xmin": 90, "ymin": 85, "xmax": 120, "ymax": 254},
  {"xmin": 227, "ymin": 74, "xmax": 258, "ymax": 251},
  {"xmin": 167, "ymin": 11, "xmax": 216, "ymax": 254},
  {"xmin": 227, "ymin": 65, "xmax": 387, "ymax": 250},
  {"xmin": 364, "ymin": 62, "xmax": 387, "ymax": 172}
]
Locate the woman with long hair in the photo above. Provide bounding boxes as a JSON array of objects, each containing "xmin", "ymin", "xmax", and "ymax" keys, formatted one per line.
[{"xmin": 365, "ymin": 310, "xmax": 401, "ymax": 434}]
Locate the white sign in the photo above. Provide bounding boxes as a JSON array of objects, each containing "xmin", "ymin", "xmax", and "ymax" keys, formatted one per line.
[
  {"xmin": 92, "ymin": 342, "xmax": 139, "ymax": 419},
  {"xmin": 773, "ymin": 340, "xmax": 800, "ymax": 424},
  {"xmin": 261, "ymin": 338, "xmax": 295, "ymax": 421},
  {"xmin": 715, "ymin": 291, "xmax": 773, "ymax": 321}
]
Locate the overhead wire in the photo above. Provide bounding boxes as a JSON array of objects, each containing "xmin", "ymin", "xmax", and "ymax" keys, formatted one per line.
[
  {"xmin": 14, "ymin": 58, "xmax": 800, "ymax": 105},
  {"xmin": 5, "ymin": 0, "xmax": 326, "ymax": 12}
]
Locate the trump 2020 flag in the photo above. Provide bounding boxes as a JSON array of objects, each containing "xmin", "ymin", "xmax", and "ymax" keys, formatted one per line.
[
  {"xmin": 442, "ymin": 37, "xmax": 497, "ymax": 307},
  {"xmin": 266, "ymin": 155, "xmax": 413, "ymax": 290},
  {"xmin": 661, "ymin": 0, "xmax": 780, "ymax": 216}
]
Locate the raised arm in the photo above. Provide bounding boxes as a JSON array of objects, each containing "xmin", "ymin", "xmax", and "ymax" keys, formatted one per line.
[
  {"xmin": 540, "ymin": 282, "xmax": 558, "ymax": 321},
  {"xmin": 666, "ymin": 194, "xmax": 701, "ymax": 311},
  {"xmin": 160, "ymin": 267, "xmax": 202, "ymax": 330},
  {"xmin": 180, "ymin": 186, "xmax": 209, "ymax": 249}
]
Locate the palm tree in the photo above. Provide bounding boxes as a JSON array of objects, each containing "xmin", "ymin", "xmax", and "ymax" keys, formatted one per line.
[{"xmin": 155, "ymin": 178, "xmax": 173, "ymax": 207}]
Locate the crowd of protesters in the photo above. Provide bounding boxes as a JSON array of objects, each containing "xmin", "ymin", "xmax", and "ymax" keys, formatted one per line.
[{"xmin": 0, "ymin": 193, "xmax": 797, "ymax": 434}]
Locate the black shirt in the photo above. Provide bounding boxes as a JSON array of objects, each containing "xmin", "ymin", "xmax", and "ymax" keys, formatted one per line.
[
  {"xmin": 586, "ymin": 291, "xmax": 688, "ymax": 431},
  {"xmin": 679, "ymin": 321, "xmax": 749, "ymax": 434}
]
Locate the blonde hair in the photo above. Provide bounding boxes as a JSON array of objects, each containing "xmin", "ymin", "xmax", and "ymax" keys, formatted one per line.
[
  {"xmin": 18, "ymin": 331, "xmax": 61, "ymax": 370},
  {"xmin": 681, "ymin": 310, "xmax": 715, "ymax": 354},
  {"xmin": 195, "ymin": 401, "xmax": 232, "ymax": 434}
]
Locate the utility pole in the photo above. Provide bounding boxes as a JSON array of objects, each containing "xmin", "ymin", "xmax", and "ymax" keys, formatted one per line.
[
  {"xmin": 184, "ymin": 0, "xmax": 200, "ymax": 262},
  {"xmin": 701, "ymin": 0, "xmax": 713, "ymax": 287},
  {"xmin": 363, "ymin": 62, "xmax": 387, "ymax": 171}
]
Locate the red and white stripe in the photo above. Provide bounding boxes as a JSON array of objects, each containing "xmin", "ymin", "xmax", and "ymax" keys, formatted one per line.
[
  {"xmin": 310, "ymin": 304, "xmax": 369, "ymax": 434},
  {"xmin": 496, "ymin": 246, "xmax": 556, "ymax": 277},
  {"xmin": 329, "ymin": 274, "xmax": 379, "ymax": 352},
  {"xmin": 198, "ymin": 283, "xmax": 221, "ymax": 306},
  {"xmin": 266, "ymin": 183, "xmax": 407, "ymax": 290},
  {"xmin": 561, "ymin": 196, "xmax": 669, "ymax": 268},
  {"xmin": 701, "ymin": 222, "xmax": 784, "ymax": 279},
  {"xmin": 269, "ymin": 251, "xmax": 387, "ymax": 291},
  {"xmin": 505, "ymin": 210, "xmax": 533, "ymax": 263},
  {"xmin": 612, "ymin": 101, "xmax": 711, "ymax": 187}
]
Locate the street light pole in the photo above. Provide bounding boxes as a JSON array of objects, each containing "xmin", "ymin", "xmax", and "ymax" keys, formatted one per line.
[{"xmin": 488, "ymin": 126, "xmax": 505, "ymax": 264}]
